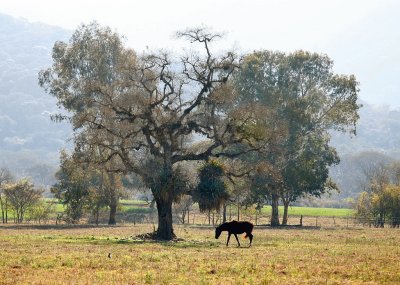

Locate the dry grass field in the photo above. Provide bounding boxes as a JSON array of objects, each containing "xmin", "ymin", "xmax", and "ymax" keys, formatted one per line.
[{"xmin": 1, "ymin": 224, "xmax": 400, "ymax": 284}]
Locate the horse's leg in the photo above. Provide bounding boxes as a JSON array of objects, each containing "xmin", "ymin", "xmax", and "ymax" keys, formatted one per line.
[
  {"xmin": 234, "ymin": 234, "xmax": 240, "ymax": 247},
  {"xmin": 226, "ymin": 233, "xmax": 231, "ymax": 246},
  {"xmin": 248, "ymin": 233, "xmax": 253, "ymax": 247}
]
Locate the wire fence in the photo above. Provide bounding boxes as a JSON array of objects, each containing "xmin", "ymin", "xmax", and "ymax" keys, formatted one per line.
[
  {"xmin": 118, "ymin": 211, "xmax": 400, "ymax": 229},
  {"xmin": 4, "ymin": 207, "xmax": 400, "ymax": 229},
  {"xmin": 170, "ymin": 212, "xmax": 400, "ymax": 229}
]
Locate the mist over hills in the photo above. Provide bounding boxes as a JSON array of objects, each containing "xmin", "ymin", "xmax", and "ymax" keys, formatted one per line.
[
  {"xmin": 330, "ymin": 103, "xmax": 400, "ymax": 157},
  {"xmin": 0, "ymin": 14, "xmax": 399, "ymax": 202},
  {"xmin": 0, "ymin": 14, "xmax": 71, "ymax": 185}
]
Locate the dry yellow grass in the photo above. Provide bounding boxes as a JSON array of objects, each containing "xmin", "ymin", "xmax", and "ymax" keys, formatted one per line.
[{"xmin": 1, "ymin": 224, "xmax": 400, "ymax": 284}]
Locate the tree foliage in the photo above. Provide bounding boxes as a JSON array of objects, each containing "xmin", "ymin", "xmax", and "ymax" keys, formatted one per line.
[
  {"xmin": 234, "ymin": 50, "xmax": 359, "ymax": 225},
  {"xmin": 52, "ymin": 151, "xmax": 91, "ymax": 223},
  {"xmin": 39, "ymin": 23, "xmax": 252, "ymax": 239},
  {"xmin": 26, "ymin": 199, "xmax": 56, "ymax": 224},
  {"xmin": 193, "ymin": 160, "xmax": 229, "ymax": 212},
  {"xmin": 0, "ymin": 167, "xmax": 14, "ymax": 223},
  {"xmin": 52, "ymin": 150, "xmax": 124, "ymax": 224},
  {"xmin": 3, "ymin": 179, "xmax": 43, "ymax": 223},
  {"xmin": 355, "ymin": 162, "xmax": 400, "ymax": 227}
]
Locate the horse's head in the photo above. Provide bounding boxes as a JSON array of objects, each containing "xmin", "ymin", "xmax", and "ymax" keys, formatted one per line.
[{"xmin": 215, "ymin": 226, "xmax": 222, "ymax": 239}]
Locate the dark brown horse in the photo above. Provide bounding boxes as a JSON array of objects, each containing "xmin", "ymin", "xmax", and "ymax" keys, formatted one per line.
[{"xmin": 215, "ymin": 221, "xmax": 253, "ymax": 247}]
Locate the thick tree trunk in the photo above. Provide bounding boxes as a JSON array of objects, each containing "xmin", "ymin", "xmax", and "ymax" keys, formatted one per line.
[
  {"xmin": 255, "ymin": 211, "xmax": 258, "ymax": 225},
  {"xmin": 282, "ymin": 200, "xmax": 290, "ymax": 226},
  {"xmin": 5, "ymin": 200, "xmax": 8, "ymax": 223},
  {"xmin": 17, "ymin": 208, "xmax": 23, "ymax": 223},
  {"xmin": 0, "ymin": 195, "xmax": 4, "ymax": 224},
  {"xmin": 155, "ymin": 197, "xmax": 175, "ymax": 240},
  {"xmin": 108, "ymin": 201, "xmax": 117, "ymax": 225},
  {"xmin": 222, "ymin": 203, "xmax": 227, "ymax": 223},
  {"xmin": 270, "ymin": 193, "xmax": 280, "ymax": 226},
  {"xmin": 108, "ymin": 173, "xmax": 118, "ymax": 225},
  {"xmin": 95, "ymin": 206, "xmax": 99, "ymax": 225}
]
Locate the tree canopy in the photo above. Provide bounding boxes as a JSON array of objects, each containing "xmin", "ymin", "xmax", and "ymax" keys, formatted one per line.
[
  {"xmin": 233, "ymin": 50, "xmax": 359, "ymax": 225},
  {"xmin": 192, "ymin": 160, "xmax": 229, "ymax": 212},
  {"xmin": 3, "ymin": 179, "xmax": 42, "ymax": 223},
  {"xmin": 39, "ymin": 23, "xmax": 255, "ymax": 239}
]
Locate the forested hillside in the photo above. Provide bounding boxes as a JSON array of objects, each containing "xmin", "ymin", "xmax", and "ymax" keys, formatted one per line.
[
  {"xmin": 327, "ymin": 104, "xmax": 400, "ymax": 205},
  {"xmin": 331, "ymin": 103, "xmax": 400, "ymax": 157},
  {"xmin": 0, "ymin": 14, "xmax": 71, "ymax": 186}
]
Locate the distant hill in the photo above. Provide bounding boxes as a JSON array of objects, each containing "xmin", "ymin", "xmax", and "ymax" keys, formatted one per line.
[
  {"xmin": 0, "ymin": 14, "xmax": 72, "ymax": 186},
  {"xmin": 328, "ymin": 103, "xmax": 400, "ymax": 206},
  {"xmin": 330, "ymin": 103, "xmax": 400, "ymax": 157}
]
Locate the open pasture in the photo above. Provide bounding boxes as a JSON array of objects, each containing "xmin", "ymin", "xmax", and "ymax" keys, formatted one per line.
[{"xmin": 1, "ymin": 224, "xmax": 399, "ymax": 284}]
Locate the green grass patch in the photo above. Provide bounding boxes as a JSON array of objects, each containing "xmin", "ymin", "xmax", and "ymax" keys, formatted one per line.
[
  {"xmin": 119, "ymin": 199, "xmax": 148, "ymax": 206},
  {"xmin": 26, "ymin": 199, "xmax": 356, "ymax": 219},
  {"xmin": 120, "ymin": 206, "xmax": 156, "ymax": 215},
  {"xmin": 260, "ymin": 206, "xmax": 354, "ymax": 217}
]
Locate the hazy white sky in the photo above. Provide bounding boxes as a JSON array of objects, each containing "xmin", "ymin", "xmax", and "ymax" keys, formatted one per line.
[
  {"xmin": 0, "ymin": 0, "xmax": 382, "ymax": 51},
  {"xmin": 1, "ymin": 0, "xmax": 399, "ymax": 106}
]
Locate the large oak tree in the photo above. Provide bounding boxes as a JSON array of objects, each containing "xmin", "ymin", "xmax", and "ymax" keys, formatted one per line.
[{"xmin": 39, "ymin": 23, "xmax": 252, "ymax": 239}]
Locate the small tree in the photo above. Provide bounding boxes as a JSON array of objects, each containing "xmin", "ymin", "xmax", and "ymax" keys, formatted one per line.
[
  {"xmin": 385, "ymin": 185, "xmax": 400, "ymax": 227},
  {"xmin": 249, "ymin": 161, "xmax": 281, "ymax": 226},
  {"xmin": 3, "ymin": 179, "xmax": 43, "ymax": 223},
  {"xmin": 280, "ymin": 134, "xmax": 340, "ymax": 225},
  {"xmin": 192, "ymin": 160, "xmax": 229, "ymax": 214},
  {"xmin": 74, "ymin": 142, "xmax": 126, "ymax": 225},
  {"xmin": 86, "ymin": 184, "xmax": 107, "ymax": 225},
  {"xmin": 52, "ymin": 151, "xmax": 91, "ymax": 223},
  {"xmin": 173, "ymin": 195, "xmax": 193, "ymax": 224},
  {"xmin": 0, "ymin": 168, "xmax": 14, "ymax": 223},
  {"xmin": 84, "ymin": 169, "xmax": 124, "ymax": 225},
  {"xmin": 355, "ymin": 161, "xmax": 400, "ymax": 227},
  {"xmin": 369, "ymin": 184, "xmax": 400, "ymax": 227},
  {"xmin": 361, "ymin": 185, "xmax": 400, "ymax": 227},
  {"xmin": 27, "ymin": 199, "xmax": 56, "ymax": 224},
  {"xmin": 355, "ymin": 191, "xmax": 373, "ymax": 225},
  {"xmin": 355, "ymin": 161, "xmax": 392, "ymax": 227}
]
